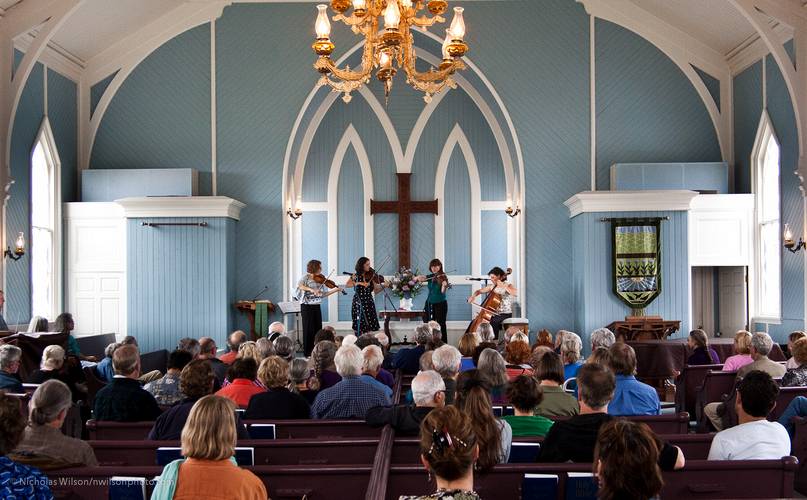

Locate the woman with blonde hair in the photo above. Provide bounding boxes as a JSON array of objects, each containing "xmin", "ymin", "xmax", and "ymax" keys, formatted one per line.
[
  {"xmin": 560, "ymin": 332, "xmax": 583, "ymax": 381},
  {"xmin": 30, "ymin": 345, "xmax": 84, "ymax": 400},
  {"xmin": 722, "ymin": 330, "xmax": 754, "ymax": 371},
  {"xmin": 245, "ymin": 356, "xmax": 310, "ymax": 419},
  {"xmin": 152, "ymin": 395, "xmax": 266, "ymax": 500}
]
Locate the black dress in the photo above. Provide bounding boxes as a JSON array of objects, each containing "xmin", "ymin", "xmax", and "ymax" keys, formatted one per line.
[{"xmin": 352, "ymin": 283, "xmax": 380, "ymax": 333}]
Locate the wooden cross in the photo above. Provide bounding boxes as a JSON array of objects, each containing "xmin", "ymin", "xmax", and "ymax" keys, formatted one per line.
[{"xmin": 370, "ymin": 173, "xmax": 438, "ymax": 269}]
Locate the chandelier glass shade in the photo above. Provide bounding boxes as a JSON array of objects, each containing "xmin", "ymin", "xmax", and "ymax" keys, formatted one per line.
[{"xmin": 312, "ymin": 0, "xmax": 469, "ymax": 103}]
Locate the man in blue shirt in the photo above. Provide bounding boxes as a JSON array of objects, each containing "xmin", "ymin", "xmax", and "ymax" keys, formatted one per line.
[
  {"xmin": 0, "ymin": 345, "xmax": 23, "ymax": 393},
  {"xmin": 94, "ymin": 342, "xmax": 118, "ymax": 382},
  {"xmin": 359, "ymin": 345, "xmax": 393, "ymax": 398},
  {"xmin": 607, "ymin": 342, "xmax": 660, "ymax": 416},
  {"xmin": 392, "ymin": 325, "xmax": 431, "ymax": 375},
  {"xmin": 312, "ymin": 344, "xmax": 390, "ymax": 419}
]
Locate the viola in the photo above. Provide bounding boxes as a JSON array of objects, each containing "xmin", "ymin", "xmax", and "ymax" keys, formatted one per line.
[{"xmin": 313, "ymin": 273, "xmax": 347, "ymax": 295}]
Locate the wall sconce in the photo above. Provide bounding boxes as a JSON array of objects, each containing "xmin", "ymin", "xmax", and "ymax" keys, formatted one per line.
[
  {"xmin": 504, "ymin": 206, "xmax": 521, "ymax": 218},
  {"xmin": 4, "ymin": 232, "xmax": 25, "ymax": 261},
  {"xmin": 784, "ymin": 224, "xmax": 805, "ymax": 253},
  {"xmin": 286, "ymin": 207, "xmax": 303, "ymax": 220}
]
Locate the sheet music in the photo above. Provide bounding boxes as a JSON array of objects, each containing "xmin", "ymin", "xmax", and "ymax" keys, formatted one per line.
[{"xmin": 277, "ymin": 301, "xmax": 302, "ymax": 314}]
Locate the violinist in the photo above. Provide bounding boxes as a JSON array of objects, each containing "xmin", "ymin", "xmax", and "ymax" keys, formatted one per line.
[
  {"xmin": 297, "ymin": 259, "xmax": 344, "ymax": 355},
  {"xmin": 467, "ymin": 266, "xmax": 518, "ymax": 339},
  {"xmin": 417, "ymin": 258, "xmax": 449, "ymax": 343},
  {"xmin": 346, "ymin": 257, "xmax": 387, "ymax": 334}
]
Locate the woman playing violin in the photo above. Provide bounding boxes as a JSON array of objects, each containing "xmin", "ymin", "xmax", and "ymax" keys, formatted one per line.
[
  {"xmin": 417, "ymin": 258, "xmax": 449, "ymax": 343},
  {"xmin": 467, "ymin": 266, "xmax": 518, "ymax": 339},
  {"xmin": 346, "ymin": 257, "xmax": 387, "ymax": 334},
  {"xmin": 297, "ymin": 259, "xmax": 344, "ymax": 355}
]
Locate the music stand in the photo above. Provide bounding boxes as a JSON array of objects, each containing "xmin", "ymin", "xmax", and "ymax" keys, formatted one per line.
[{"xmin": 277, "ymin": 300, "xmax": 303, "ymax": 353}]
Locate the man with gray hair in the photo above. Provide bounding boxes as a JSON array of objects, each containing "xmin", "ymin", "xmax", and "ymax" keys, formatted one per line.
[
  {"xmin": 0, "ymin": 344, "xmax": 22, "ymax": 392},
  {"xmin": 93, "ymin": 345, "xmax": 161, "ymax": 422},
  {"xmin": 359, "ymin": 345, "xmax": 392, "ymax": 398},
  {"xmin": 267, "ymin": 321, "xmax": 286, "ymax": 342},
  {"xmin": 198, "ymin": 337, "xmax": 227, "ymax": 383},
  {"xmin": 12, "ymin": 379, "xmax": 97, "ymax": 466},
  {"xmin": 392, "ymin": 324, "xmax": 432, "ymax": 375},
  {"xmin": 590, "ymin": 328, "xmax": 615, "ymax": 351},
  {"xmin": 431, "ymin": 345, "xmax": 461, "ymax": 404},
  {"xmin": 366, "ymin": 370, "xmax": 446, "ymax": 435},
  {"xmin": 311, "ymin": 345, "xmax": 390, "ymax": 419}
]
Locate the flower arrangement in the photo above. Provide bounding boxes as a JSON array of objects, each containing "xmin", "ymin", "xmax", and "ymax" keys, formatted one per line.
[{"xmin": 389, "ymin": 267, "xmax": 423, "ymax": 299}]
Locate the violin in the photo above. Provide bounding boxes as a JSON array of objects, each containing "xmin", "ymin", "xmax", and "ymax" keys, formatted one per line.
[
  {"xmin": 425, "ymin": 270, "xmax": 454, "ymax": 290},
  {"xmin": 359, "ymin": 268, "xmax": 386, "ymax": 285},
  {"xmin": 313, "ymin": 273, "xmax": 347, "ymax": 295}
]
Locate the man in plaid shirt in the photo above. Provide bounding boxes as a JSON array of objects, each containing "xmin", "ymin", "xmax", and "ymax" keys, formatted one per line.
[{"xmin": 311, "ymin": 344, "xmax": 390, "ymax": 419}]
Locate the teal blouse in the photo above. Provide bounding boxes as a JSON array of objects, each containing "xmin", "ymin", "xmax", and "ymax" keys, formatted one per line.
[{"xmin": 427, "ymin": 279, "xmax": 447, "ymax": 304}]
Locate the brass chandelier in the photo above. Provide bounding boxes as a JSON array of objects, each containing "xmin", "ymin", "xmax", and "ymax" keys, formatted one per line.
[{"xmin": 312, "ymin": 0, "xmax": 469, "ymax": 103}]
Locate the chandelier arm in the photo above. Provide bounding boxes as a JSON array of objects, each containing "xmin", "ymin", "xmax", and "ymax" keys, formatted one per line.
[{"xmin": 407, "ymin": 14, "xmax": 445, "ymax": 28}]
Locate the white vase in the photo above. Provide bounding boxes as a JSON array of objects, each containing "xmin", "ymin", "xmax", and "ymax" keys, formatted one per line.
[{"xmin": 399, "ymin": 297, "xmax": 413, "ymax": 311}]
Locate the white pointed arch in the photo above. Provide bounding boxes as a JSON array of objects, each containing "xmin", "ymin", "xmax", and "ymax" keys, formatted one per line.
[{"xmin": 435, "ymin": 124, "xmax": 481, "ymax": 280}]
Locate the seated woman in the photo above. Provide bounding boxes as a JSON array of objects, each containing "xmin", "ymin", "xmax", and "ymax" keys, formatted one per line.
[
  {"xmin": 783, "ymin": 337, "xmax": 807, "ymax": 387},
  {"xmin": 586, "ymin": 346, "xmax": 611, "ymax": 366},
  {"xmin": 532, "ymin": 329, "xmax": 553, "ymax": 349},
  {"xmin": 152, "ymin": 395, "xmax": 267, "ymax": 500},
  {"xmin": 501, "ymin": 375, "xmax": 554, "ymax": 437},
  {"xmin": 686, "ymin": 329, "xmax": 720, "ymax": 365},
  {"xmin": 787, "ymin": 331, "xmax": 807, "ymax": 369},
  {"xmin": 533, "ymin": 351, "xmax": 579, "ymax": 418},
  {"xmin": 56, "ymin": 313, "xmax": 96, "ymax": 363},
  {"xmin": 504, "ymin": 335, "xmax": 534, "ymax": 380},
  {"xmin": 273, "ymin": 336, "xmax": 295, "ymax": 362},
  {"xmin": 560, "ymin": 332, "xmax": 584, "ymax": 381},
  {"xmin": 289, "ymin": 357, "xmax": 318, "ymax": 405},
  {"xmin": 458, "ymin": 332, "xmax": 479, "ymax": 372},
  {"xmin": 722, "ymin": 330, "xmax": 753, "ymax": 371},
  {"xmin": 399, "ymin": 406, "xmax": 480, "ymax": 500},
  {"xmin": 594, "ymin": 420, "xmax": 663, "ymax": 500},
  {"xmin": 0, "ymin": 392, "xmax": 53, "ymax": 498},
  {"xmin": 215, "ymin": 358, "xmax": 265, "ymax": 408},
  {"xmin": 455, "ymin": 369, "xmax": 511, "ymax": 468},
  {"xmin": 29, "ymin": 345, "xmax": 85, "ymax": 401},
  {"xmin": 309, "ymin": 340, "xmax": 341, "ymax": 390},
  {"xmin": 12, "ymin": 380, "xmax": 97, "ymax": 467},
  {"xmin": 245, "ymin": 356, "xmax": 310, "ymax": 419},
  {"xmin": 27, "ymin": 316, "xmax": 48, "ymax": 333},
  {"xmin": 475, "ymin": 349, "xmax": 509, "ymax": 404}
]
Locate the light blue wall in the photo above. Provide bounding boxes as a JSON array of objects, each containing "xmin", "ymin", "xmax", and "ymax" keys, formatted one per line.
[
  {"xmin": 572, "ymin": 210, "xmax": 690, "ymax": 351},
  {"xmin": 733, "ymin": 61, "xmax": 763, "ymax": 194},
  {"xmin": 692, "ymin": 65, "xmax": 721, "ymax": 112},
  {"xmin": 611, "ymin": 162, "xmax": 728, "ymax": 193},
  {"xmin": 127, "ymin": 217, "xmax": 236, "ymax": 354}
]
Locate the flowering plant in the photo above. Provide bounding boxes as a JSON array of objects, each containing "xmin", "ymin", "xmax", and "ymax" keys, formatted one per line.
[{"xmin": 389, "ymin": 267, "xmax": 423, "ymax": 299}]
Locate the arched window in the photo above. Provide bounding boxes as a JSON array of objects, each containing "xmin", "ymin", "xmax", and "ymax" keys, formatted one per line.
[
  {"xmin": 30, "ymin": 119, "xmax": 61, "ymax": 320},
  {"xmin": 752, "ymin": 112, "xmax": 780, "ymax": 323}
]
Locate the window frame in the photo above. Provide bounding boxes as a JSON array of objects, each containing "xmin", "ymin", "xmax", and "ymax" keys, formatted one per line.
[{"xmin": 29, "ymin": 117, "xmax": 62, "ymax": 321}]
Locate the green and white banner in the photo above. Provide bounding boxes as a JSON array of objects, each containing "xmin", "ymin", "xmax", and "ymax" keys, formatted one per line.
[{"xmin": 612, "ymin": 218, "xmax": 662, "ymax": 309}]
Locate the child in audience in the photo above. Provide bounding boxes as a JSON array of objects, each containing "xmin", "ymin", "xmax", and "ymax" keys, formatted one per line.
[{"xmin": 501, "ymin": 375, "xmax": 553, "ymax": 437}]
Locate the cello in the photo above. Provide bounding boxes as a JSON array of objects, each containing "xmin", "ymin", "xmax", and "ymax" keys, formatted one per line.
[{"xmin": 465, "ymin": 268, "xmax": 512, "ymax": 334}]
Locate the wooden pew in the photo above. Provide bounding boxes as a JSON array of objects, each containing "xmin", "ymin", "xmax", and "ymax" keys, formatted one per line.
[
  {"xmin": 695, "ymin": 369, "xmax": 737, "ymax": 429},
  {"xmin": 770, "ymin": 386, "xmax": 807, "ymax": 422},
  {"xmin": 383, "ymin": 458, "xmax": 798, "ymax": 499},
  {"xmin": 675, "ymin": 363, "xmax": 723, "ymax": 416},
  {"xmin": 89, "ymin": 438, "xmax": 380, "ymax": 466}
]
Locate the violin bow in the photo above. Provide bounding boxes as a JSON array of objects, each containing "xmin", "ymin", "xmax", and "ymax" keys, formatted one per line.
[
  {"xmin": 316, "ymin": 269, "xmax": 337, "ymax": 295},
  {"xmin": 423, "ymin": 269, "xmax": 457, "ymax": 281}
]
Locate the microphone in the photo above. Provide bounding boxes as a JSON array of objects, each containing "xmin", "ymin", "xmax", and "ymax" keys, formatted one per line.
[
  {"xmin": 467, "ymin": 277, "xmax": 486, "ymax": 282},
  {"xmin": 252, "ymin": 285, "xmax": 269, "ymax": 301}
]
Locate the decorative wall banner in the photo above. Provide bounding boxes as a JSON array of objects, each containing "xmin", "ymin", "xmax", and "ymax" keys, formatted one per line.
[{"xmin": 611, "ymin": 218, "xmax": 662, "ymax": 310}]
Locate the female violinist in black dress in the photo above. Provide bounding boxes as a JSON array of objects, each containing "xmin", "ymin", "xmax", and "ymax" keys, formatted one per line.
[{"xmin": 346, "ymin": 257, "xmax": 387, "ymax": 334}]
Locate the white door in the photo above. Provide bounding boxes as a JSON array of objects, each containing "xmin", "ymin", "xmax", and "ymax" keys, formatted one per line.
[
  {"xmin": 691, "ymin": 267, "xmax": 715, "ymax": 334},
  {"xmin": 718, "ymin": 266, "xmax": 747, "ymax": 335}
]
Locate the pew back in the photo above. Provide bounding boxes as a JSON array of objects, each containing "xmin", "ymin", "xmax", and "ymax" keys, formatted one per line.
[{"xmin": 676, "ymin": 363, "xmax": 723, "ymax": 415}]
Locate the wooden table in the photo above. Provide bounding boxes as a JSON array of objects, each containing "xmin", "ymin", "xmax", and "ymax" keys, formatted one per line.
[
  {"xmin": 607, "ymin": 318, "xmax": 681, "ymax": 341},
  {"xmin": 379, "ymin": 310, "xmax": 427, "ymax": 343}
]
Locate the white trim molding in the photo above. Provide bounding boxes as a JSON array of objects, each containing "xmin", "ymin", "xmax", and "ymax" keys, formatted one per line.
[
  {"xmin": 564, "ymin": 190, "xmax": 700, "ymax": 218},
  {"xmin": 115, "ymin": 196, "xmax": 246, "ymax": 220}
]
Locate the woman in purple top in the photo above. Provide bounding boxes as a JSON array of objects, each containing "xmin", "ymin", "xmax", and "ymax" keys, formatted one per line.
[
  {"xmin": 310, "ymin": 340, "xmax": 342, "ymax": 390},
  {"xmin": 686, "ymin": 329, "xmax": 720, "ymax": 365}
]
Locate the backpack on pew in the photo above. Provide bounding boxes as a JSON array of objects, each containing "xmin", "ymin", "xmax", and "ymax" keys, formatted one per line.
[{"xmin": 715, "ymin": 388, "xmax": 739, "ymax": 430}]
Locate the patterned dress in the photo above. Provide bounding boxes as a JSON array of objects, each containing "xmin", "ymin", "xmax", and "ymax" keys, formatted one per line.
[
  {"xmin": 352, "ymin": 282, "xmax": 380, "ymax": 333},
  {"xmin": 0, "ymin": 456, "xmax": 52, "ymax": 499},
  {"xmin": 399, "ymin": 489, "xmax": 481, "ymax": 500}
]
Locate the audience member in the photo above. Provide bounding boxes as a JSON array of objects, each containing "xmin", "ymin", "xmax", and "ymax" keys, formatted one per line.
[
  {"xmin": 311, "ymin": 345, "xmax": 390, "ymax": 419},
  {"xmin": 93, "ymin": 342, "xmax": 118, "ymax": 382},
  {"xmin": 360, "ymin": 345, "xmax": 393, "ymax": 398},
  {"xmin": 722, "ymin": 330, "xmax": 753, "ymax": 372},
  {"xmin": 560, "ymin": 331, "xmax": 583, "ymax": 381},
  {"xmin": 0, "ymin": 344, "xmax": 23, "ymax": 393},
  {"xmin": 458, "ymin": 332, "xmax": 478, "ymax": 372},
  {"xmin": 235, "ymin": 341, "xmax": 262, "ymax": 365},
  {"xmin": 431, "ymin": 345, "xmax": 461, "ymax": 404},
  {"xmin": 419, "ymin": 350, "xmax": 435, "ymax": 371},
  {"xmin": 219, "ymin": 330, "xmax": 247, "ymax": 364},
  {"xmin": 538, "ymin": 363, "xmax": 683, "ymax": 469},
  {"xmin": 314, "ymin": 328, "xmax": 336, "ymax": 346},
  {"xmin": 29, "ymin": 345, "xmax": 83, "ymax": 400},
  {"xmin": 149, "ymin": 359, "xmax": 249, "ymax": 440},
  {"xmin": 708, "ymin": 370, "xmax": 789, "ymax": 460},
  {"xmin": 476, "ymin": 348, "xmax": 508, "ymax": 404},
  {"xmin": 399, "ymin": 406, "xmax": 480, "ymax": 500},
  {"xmin": 334, "ymin": 335, "xmax": 344, "ymax": 348},
  {"xmin": 273, "ymin": 335, "xmax": 295, "ymax": 361},
  {"xmin": 245, "ymin": 356, "xmax": 310, "ymax": 419},
  {"xmin": 373, "ymin": 331, "xmax": 390, "ymax": 350},
  {"xmin": 533, "ymin": 329, "xmax": 553, "ymax": 349},
  {"xmin": 27, "ymin": 316, "xmax": 48, "ymax": 333},
  {"xmin": 151, "ymin": 395, "xmax": 266, "ymax": 499},
  {"xmin": 144, "ymin": 350, "xmax": 193, "ymax": 406},
  {"xmin": 554, "ymin": 329, "xmax": 569, "ymax": 353},
  {"xmin": 787, "ymin": 331, "xmax": 807, "ymax": 369},
  {"xmin": 590, "ymin": 327, "xmax": 615, "ymax": 351},
  {"xmin": 355, "ymin": 335, "xmax": 395, "ymax": 387},
  {"xmin": 687, "ymin": 329, "xmax": 720, "ymax": 365},
  {"xmin": 427, "ymin": 320, "xmax": 444, "ymax": 350},
  {"xmin": 594, "ymin": 420, "xmax": 663, "ymax": 500},
  {"xmin": 176, "ymin": 337, "xmax": 201, "ymax": 358},
  {"xmin": 393, "ymin": 325, "xmax": 431, "ymax": 374},
  {"xmin": 455, "ymin": 370, "xmax": 511, "ymax": 468},
  {"xmin": 502, "ymin": 375, "xmax": 553, "ymax": 437},
  {"xmin": 57, "ymin": 312, "xmax": 96, "ymax": 362},
  {"xmin": 0, "ymin": 392, "xmax": 52, "ymax": 498},
  {"xmin": 198, "ymin": 337, "xmax": 228, "ymax": 383},
  {"xmin": 533, "ymin": 351, "xmax": 578, "ymax": 417},
  {"xmin": 289, "ymin": 357, "xmax": 318, "ymax": 405},
  {"xmin": 504, "ymin": 338, "xmax": 533, "ymax": 380},
  {"xmin": 476, "ymin": 322, "xmax": 495, "ymax": 343},
  {"xmin": 216, "ymin": 358, "xmax": 265, "ymax": 408},
  {"xmin": 341, "ymin": 334, "xmax": 358, "ymax": 347},
  {"xmin": 366, "ymin": 370, "xmax": 446, "ymax": 435},
  {"xmin": 93, "ymin": 345, "xmax": 161, "ymax": 421},
  {"xmin": 586, "ymin": 346, "xmax": 611, "ymax": 366},
  {"xmin": 309, "ymin": 340, "xmax": 341, "ymax": 390},
  {"xmin": 12, "ymin": 380, "xmax": 97, "ymax": 467},
  {"xmin": 607, "ymin": 343, "xmax": 660, "ymax": 416},
  {"xmin": 528, "ymin": 345, "xmax": 552, "ymax": 369},
  {"xmin": 782, "ymin": 337, "xmax": 807, "ymax": 387},
  {"xmin": 738, "ymin": 332, "xmax": 787, "ymax": 379}
]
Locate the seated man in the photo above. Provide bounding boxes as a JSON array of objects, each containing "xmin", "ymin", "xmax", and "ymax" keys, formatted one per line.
[
  {"xmin": 144, "ymin": 350, "xmax": 193, "ymax": 406},
  {"xmin": 431, "ymin": 345, "xmax": 461, "ymax": 404},
  {"xmin": 0, "ymin": 345, "xmax": 23, "ymax": 393},
  {"xmin": 93, "ymin": 342, "xmax": 118, "ymax": 382},
  {"xmin": 311, "ymin": 345, "xmax": 390, "ymax": 419},
  {"xmin": 267, "ymin": 321, "xmax": 286, "ymax": 342},
  {"xmin": 537, "ymin": 363, "xmax": 684, "ymax": 469},
  {"xmin": 355, "ymin": 335, "xmax": 394, "ymax": 387},
  {"xmin": 12, "ymin": 380, "xmax": 97, "ymax": 467},
  {"xmin": 392, "ymin": 325, "xmax": 432, "ymax": 375},
  {"xmin": 219, "ymin": 330, "xmax": 247, "ymax": 365},
  {"xmin": 708, "ymin": 370, "xmax": 790, "ymax": 460},
  {"xmin": 607, "ymin": 343, "xmax": 660, "ymax": 416},
  {"xmin": 93, "ymin": 345, "xmax": 162, "ymax": 421},
  {"xmin": 366, "ymin": 370, "xmax": 445, "ymax": 435},
  {"xmin": 198, "ymin": 337, "xmax": 228, "ymax": 383},
  {"xmin": 502, "ymin": 375, "xmax": 553, "ymax": 437},
  {"xmin": 360, "ymin": 345, "xmax": 393, "ymax": 398},
  {"xmin": 176, "ymin": 338, "xmax": 201, "ymax": 358}
]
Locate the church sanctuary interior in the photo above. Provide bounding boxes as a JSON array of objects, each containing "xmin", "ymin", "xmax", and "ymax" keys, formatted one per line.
[{"xmin": 6, "ymin": 0, "xmax": 807, "ymax": 498}]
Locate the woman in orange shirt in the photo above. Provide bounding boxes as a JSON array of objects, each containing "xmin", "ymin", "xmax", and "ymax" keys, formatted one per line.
[{"xmin": 215, "ymin": 358, "xmax": 265, "ymax": 408}]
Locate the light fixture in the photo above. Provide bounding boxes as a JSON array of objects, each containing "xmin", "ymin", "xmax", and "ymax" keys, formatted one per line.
[
  {"xmin": 505, "ymin": 206, "xmax": 521, "ymax": 218},
  {"xmin": 784, "ymin": 223, "xmax": 805, "ymax": 253},
  {"xmin": 4, "ymin": 232, "xmax": 25, "ymax": 261},
  {"xmin": 312, "ymin": 1, "xmax": 470, "ymax": 103},
  {"xmin": 286, "ymin": 207, "xmax": 303, "ymax": 220}
]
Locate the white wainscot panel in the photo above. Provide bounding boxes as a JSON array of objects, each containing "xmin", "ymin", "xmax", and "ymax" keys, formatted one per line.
[
  {"xmin": 75, "ymin": 297, "xmax": 96, "ymax": 334},
  {"xmin": 100, "ymin": 297, "xmax": 121, "ymax": 334},
  {"xmin": 689, "ymin": 195, "xmax": 753, "ymax": 267}
]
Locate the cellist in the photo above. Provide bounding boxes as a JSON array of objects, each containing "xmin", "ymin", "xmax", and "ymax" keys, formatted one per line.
[{"xmin": 467, "ymin": 267, "xmax": 518, "ymax": 339}]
